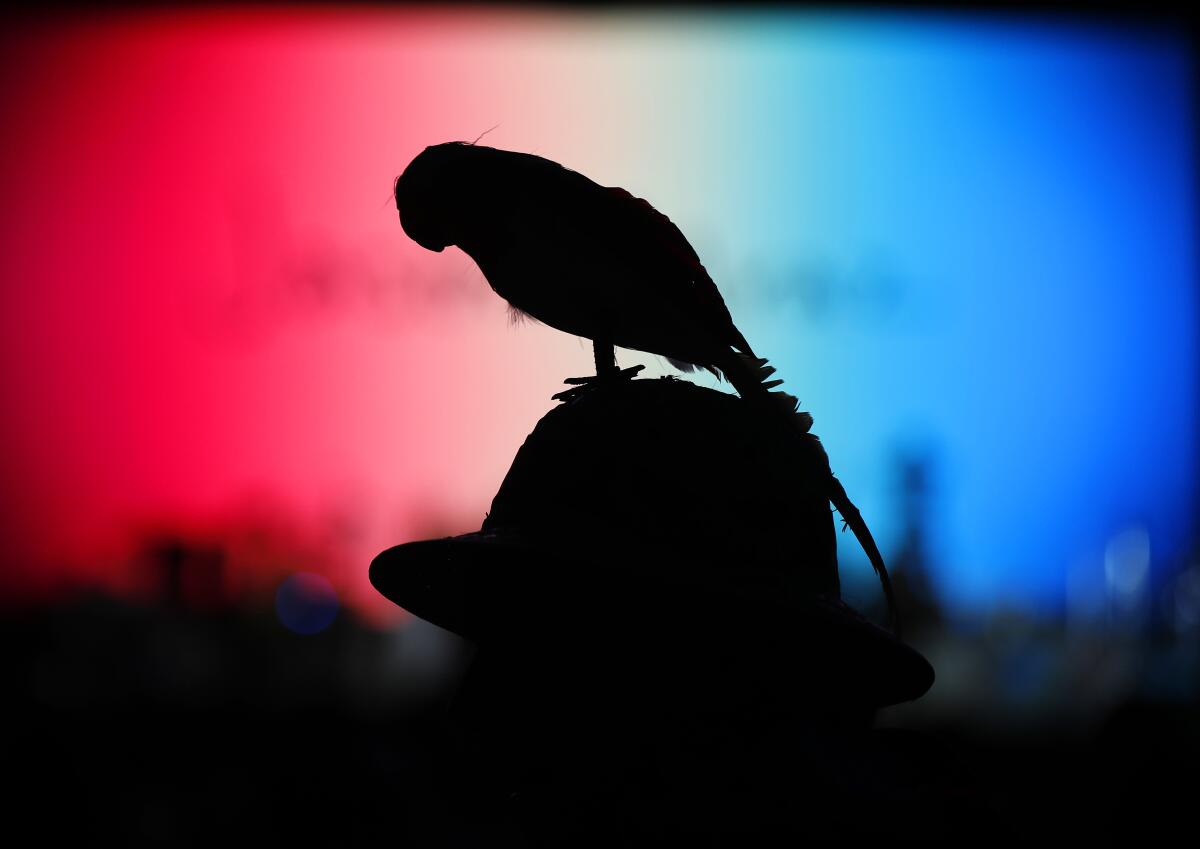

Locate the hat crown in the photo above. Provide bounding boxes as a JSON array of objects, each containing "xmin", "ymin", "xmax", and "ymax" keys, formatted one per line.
[{"xmin": 483, "ymin": 378, "xmax": 840, "ymax": 600}]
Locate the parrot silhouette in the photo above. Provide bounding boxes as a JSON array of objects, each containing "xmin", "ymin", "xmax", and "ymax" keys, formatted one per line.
[{"xmin": 394, "ymin": 141, "xmax": 897, "ymax": 632}]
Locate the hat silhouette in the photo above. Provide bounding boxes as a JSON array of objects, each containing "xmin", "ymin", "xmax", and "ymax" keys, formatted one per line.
[{"xmin": 371, "ymin": 377, "xmax": 932, "ymax": 709}]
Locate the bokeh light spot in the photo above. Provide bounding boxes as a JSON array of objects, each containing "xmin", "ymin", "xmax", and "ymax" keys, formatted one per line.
[{"xmin": 275, "ymin": 572, "xmax": 339, "ymax": 635}]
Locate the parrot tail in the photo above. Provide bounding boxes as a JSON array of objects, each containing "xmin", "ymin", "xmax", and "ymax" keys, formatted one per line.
[
  {"xmin": 721, "ymin": 351, "xmax": 814, "ymax": 433},
  {"xmin": 720, "ymin": 349, "xmax": 900, "ymax": 637}
]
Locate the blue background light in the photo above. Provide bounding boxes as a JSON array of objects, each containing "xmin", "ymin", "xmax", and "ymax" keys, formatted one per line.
[{"xmin": 686, "ymin": 18, "xmax": 1197, "ymax": 616}]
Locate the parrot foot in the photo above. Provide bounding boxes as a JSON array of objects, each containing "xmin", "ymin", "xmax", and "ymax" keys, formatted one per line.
[{"xmin": 552, "ymin": 365, "xmax": 644, "ymax": 403}]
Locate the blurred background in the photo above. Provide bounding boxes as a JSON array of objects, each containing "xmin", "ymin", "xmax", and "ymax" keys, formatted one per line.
[{"xmin": 2, "ymin": 4, "xmax": 1195, "ymax": 844}]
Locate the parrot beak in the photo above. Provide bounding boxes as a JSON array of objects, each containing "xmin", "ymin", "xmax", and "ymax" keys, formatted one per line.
[{"xmin": 399, "ymin": 214, "xmax": 448, "ymax": 252}]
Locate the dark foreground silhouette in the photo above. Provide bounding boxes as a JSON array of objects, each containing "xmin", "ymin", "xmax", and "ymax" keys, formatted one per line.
[
  {"xmin": 384, "ymin": 143, "xmax": 938, "ymax": 843},
  {"xmin": 372, "ymin": 377, "xmax": 941, "ymax": 845}
]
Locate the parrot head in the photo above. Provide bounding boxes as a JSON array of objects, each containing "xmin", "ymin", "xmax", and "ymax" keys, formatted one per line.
[{"xmin": 394, "ymin": 142, "xmax": 478, "ymax": 253}]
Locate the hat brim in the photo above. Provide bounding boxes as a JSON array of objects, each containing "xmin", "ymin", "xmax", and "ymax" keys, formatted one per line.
[{"xmin": 370, "ymin": 532, "xmax": 934, "ymax": 707}]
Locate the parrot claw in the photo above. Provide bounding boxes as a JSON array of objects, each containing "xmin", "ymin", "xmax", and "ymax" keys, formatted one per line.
[{"xmin": 553, "ymin": 365, "xmax": 644, "ymax": 402}]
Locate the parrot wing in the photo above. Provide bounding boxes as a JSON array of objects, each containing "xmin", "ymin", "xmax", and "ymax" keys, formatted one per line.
[
  {"xmin": 596, "ymin": 186, "xmax": 755, "ymax": 357},
  {"xmin": 485, "ymin": 150, "xmax": 755, "ymax": 361}
]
